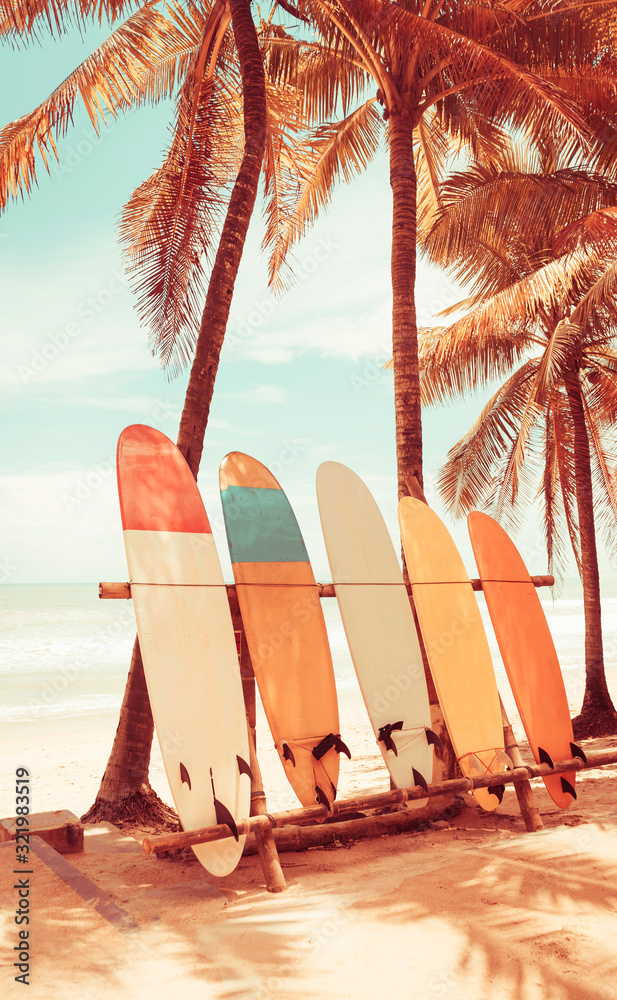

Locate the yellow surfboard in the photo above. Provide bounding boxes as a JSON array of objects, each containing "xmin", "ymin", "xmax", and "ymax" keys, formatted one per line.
[
  {"xmin": 220, "ymin": 452, "xmax": 349, "ymax": 811},
  {"xmin": 398, "ymin": 498, "xmax": 508, "ymax": 811}
]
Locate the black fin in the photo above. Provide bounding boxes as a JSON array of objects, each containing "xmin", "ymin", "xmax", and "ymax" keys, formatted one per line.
[
  {"xmin": 237, "ymin": 755, "xmax": 253, "ymax": 780},
  {"xmin": 561, "ymin": 777, "xmax": 577, "ymax": 799},
  {"xmin": 425, "ymin": 728, "xmax": 443, "ymax": 752},
  {"xmin": 179, "ymin": 762, "xmax": 191, "ymax": 790},
  {"xmin": 378, "ymin": 721, "xmax": 404, "ymax": 756},
  {"xmin": 210, "ymin": 767, "xmax": 239, "ymax": 841},
  {"xmin": 330, "ymin": 781, "xmax": 337, "ymax": 799},
  {"xmin": 312, "ymin": 733, "xmax": 352, "ymax": 761},
  {"xmin": 214, "ymin": 797, "xmax": 239, "ymax": 841},
  {"xmin": 412, "ymin": 767, "xmax": 429, "ymax": 793},
  {"xmin": 314, "ymin": 785, "xmax": 332, "ymax": 811},
  {"xmin": 570, "ymin": 742, "xmax": 587, "ymax": 764},
  {"xmin": 282, "ymin": 743, "xmax": 296, "ymax": 767},
  {"xmin": 538, "ymin": 747, "xmax": 554, "ymax": 769},
  {"xmin": 489, "ymin": 783, "xmax": 505, "ymax": 803}
]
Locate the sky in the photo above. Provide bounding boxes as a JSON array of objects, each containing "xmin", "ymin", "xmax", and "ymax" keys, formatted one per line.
[{"xmin": 0, "ymin": 12, "xmax": 569, "ymax": 586}]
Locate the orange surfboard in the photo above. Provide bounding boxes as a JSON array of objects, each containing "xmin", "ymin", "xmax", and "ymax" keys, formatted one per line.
[
  {"xmin": 468, "ymin": 511, "xmax": 585, "ymax": 808},
  {"xmin": 219, "ymin": 452, "xmax": 349, "ymax": 811}
]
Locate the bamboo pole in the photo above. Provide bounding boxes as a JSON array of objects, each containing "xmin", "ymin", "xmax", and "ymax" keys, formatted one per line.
[
  {"xmin": 142, "ymin": 746, "xmax": 617, "ymax": 854},
  {"xmin": 499, "ymin": 696, "xmax": 543, "ymax": 832},
  {"xmin": 242, "ymin": 805, "xmax": 448, "ymax": 855},
  {"xmin": 99, "ymin": 577, "xmax": 555, "ymax": 601},
  {"xmin": 228, "ymin": 584, "xmax": 285, "ymax": 892}
]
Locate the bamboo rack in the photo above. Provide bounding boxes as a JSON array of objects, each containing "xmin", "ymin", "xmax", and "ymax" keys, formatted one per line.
[
  {"xmin": 100, "ymin": 577, "xmax": 555, "ymax": 601},
  {"xmin": 99, "ymin": 569, "xmax": 556, "ymax": 879},
  {"xmin": 142, "ymin": 747, "xmax": 617, "ymax": 855}
]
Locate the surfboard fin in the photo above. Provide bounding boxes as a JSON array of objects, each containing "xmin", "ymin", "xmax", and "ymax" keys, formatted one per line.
[
  {"xmin": 179, "ymin": 762, "xmax": 191, "ymax": 791},
  {"xmin": 312, "ymin": 733, "xmax": 352, "ymax": 761},
  {"xmin": 425, "ymin": 729, "xmax": 443, "ymax": 752},
  {"xmin": 236, "ymin": 755, "xmax": 253, "ymax": 780},
  {"xmin": 282, "ymin": 743, "xmax": 296, "ymax": 767},
  {"xmin": 315, "ymin": 785, "xmax": 334, "ymax": 814},
  {"xmin": 210, "ymin": 768, "xmax": 239, "ymax": 841},
  {"xmin": 570, "ymin": 742, "xmax": 587, "ymax": 764},
  {"xmin": 468, "ymin": 754, "xmax": 484, "ymax": 776},
  {"xmin": 538, "ymin": 747, "xmax": 554, "ymax": 769},
  {"xmin": 214, "ymin": 798, "xmax": 240, "ymax": 841},
  {"xmin": 378, "ymin": 721, "xmax": 404, "ymax": 755},
  {"xmin": 412, "ymin": 768, "xmax": 429, "ymax": 794},
  {"xmin": 496, "ymin": 750, "xmax": 514, "ymax": 770},
  {"xmin": 489, "ymin": 784, "xmax": 505, "ymax": 804},
  {"xmin": 561, "ymin": 777, "xmax": 577, "ymax": 799}
]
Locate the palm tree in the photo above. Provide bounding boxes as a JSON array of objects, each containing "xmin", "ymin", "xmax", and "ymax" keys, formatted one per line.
[
  {"xmin": 0, "ymin": 0, "xmax": 298, "ymax": 822},
  {"xmin": 261, "ymin": 0, "xmax": 613, "ymax": 505},
  {"xmin": 418, "ymin": 138, "xmax": 617, "ymax": 736}
]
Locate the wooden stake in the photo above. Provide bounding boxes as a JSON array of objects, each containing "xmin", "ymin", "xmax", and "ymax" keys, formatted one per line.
[
  {"xmin": 499, "ymin": 697, "xmax": 543, "ymax": 832},
  {"xmin": 228, "ymin": 584, "xmax": 285, "ymax": 893},
  {"xmin": 245, "ymin": 718, "xmax": 286, "ymax": 892}
]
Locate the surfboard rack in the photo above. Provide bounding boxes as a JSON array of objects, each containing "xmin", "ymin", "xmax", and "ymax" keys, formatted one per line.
[
  {"xmin": 99, "ymin": 577, "xmax": 556, "ymax": 601},
  {"xmin": 141, "ymin": 746, "xmax": 617, "ymax": 856}
]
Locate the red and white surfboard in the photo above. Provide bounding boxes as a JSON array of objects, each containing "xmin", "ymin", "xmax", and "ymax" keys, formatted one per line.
[{"xmin": 117, "ymin": 425, "xmax": 251, "ymax": 876}]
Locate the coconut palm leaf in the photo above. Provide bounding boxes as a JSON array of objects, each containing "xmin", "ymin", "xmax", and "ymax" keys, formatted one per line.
[
  {"xmin": 436, "ymin": 359, "xmax": 541, "ymax": 516},
  {"xmin": 0, "ymin": 1, "xmax": 182, "ymax": 210},
  {"xmin": 118, "ymin": 8, "xmax": 238, "ymax": 375},
  {"xmin": 549, "ymin": 391, "xmax": 583, "ymax": 574},
  {"xmin": 421, "ymin": 160, "xmax": 617, "ymax": 296},
  {"xmin": 542, "ymin": 406, "xmax": 574, "ymax": 583},
  {"xmin": 570, "ymin": 257, "xmax": 617, "ymax": 330},
  {"xmin": 553, "ymin": 206, "xmax": 617, "ymax": 254},
  {"xmin": 261, "ymin": 77, "xmax": 311, "ymax": 292},
  {"xmin": 265, "ymin": 97, "xmax": 383, "ymax": 289},
  {"xmin": 0, "ymin": 0, "xmax": 132, "ymax": 40}
]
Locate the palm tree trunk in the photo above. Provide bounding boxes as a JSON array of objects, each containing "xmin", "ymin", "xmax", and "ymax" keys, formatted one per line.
[
  {"xmin": 83, "ymin": 0, "xmax": 267, "ymax": 824},
  {"xmin": 389, "ymin": 110, "xmax": 422, "ymax": 501},
  {"xmin": 565, "ymin": 369, "xmax": 617, "ymax": 737},
  {"xmin": 177, "ymin": 0, "xmax": 266, "ymax": 475},
  {"xmin": 388, "ymin": 111, "xmax": 458, "ymax": 781},
  {"xmin": 81, "ymin": 637, "xmax": 179, "ymax": 825}
]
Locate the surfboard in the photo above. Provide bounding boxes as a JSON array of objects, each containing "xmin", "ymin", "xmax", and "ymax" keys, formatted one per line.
[
  {"xmin": 219, "ymin": 452, "xmax": 349, "ymax": 811},
  {"xmin": 117, "ymin": 425, "xmax": 251, "ymax": 876},
  {"xmin": 468, "ymin": 511, "xmax": 584, "ymax": 808},
  {"xmin": 398, "ymin": 497, "xmax": 509, "ymax": 812},
  {"xmin": 316, "ymin": 462, "xmax": 439, "ymax": 802}
]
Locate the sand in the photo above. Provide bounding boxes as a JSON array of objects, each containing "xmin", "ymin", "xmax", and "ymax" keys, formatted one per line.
[{"xmin": 2, "ymin": 719, "xmax": 617, "ymax": 1000}]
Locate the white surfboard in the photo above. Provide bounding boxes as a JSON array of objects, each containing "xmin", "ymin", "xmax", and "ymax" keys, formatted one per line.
[
  {"xmin": 117, "ymin": 424, "xmax": 251, "ymax": 876},
  {"xmin": 316, "ymin": 462, "xmax": 438, "ymax": 801}
]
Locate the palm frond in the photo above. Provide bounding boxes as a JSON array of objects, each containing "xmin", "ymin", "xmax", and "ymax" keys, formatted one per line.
[
  {"xmin": 570, "ymin": 257, "xmax": 617, "ymax": 331},
  {"xmin": 0, "ymin": 0, "xmax": 132, "ymax": 42},
  {"xmin": 585, "ymin": 410, "xmax": 617, "ymax": 565},
  {"xmin": 553, "ymin": 206, "xmax": 617, "ymax": 255},
  {"xmin": 421, "ymin": 162, "xmax": 617, "ymax": 296},
  {"xmin": 435, "ymin": 359, "xmax": 540, "ymax": 517},
  {"xmin": 548, "ymin": 390, "xmax": 582, "ymax": 577},
  {"xmin": 266, "ymin": 97, "xmax": 383, "ymax": 290},
  {"xmin": 119, "ymin": 9, "xmax": 238, "ymax": 375},
  {"xmin": 542, "ymin": 388, "xmax": 580, "ymax": 576},
  {"xmin": 0, "ymin": 1, "xmax": 176, "ymax": 210}
]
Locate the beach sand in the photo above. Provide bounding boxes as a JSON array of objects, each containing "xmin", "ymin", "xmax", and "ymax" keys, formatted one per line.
[{"xmin": 2, "ymin": 709, "xmax": 617, "ymax": 1000}]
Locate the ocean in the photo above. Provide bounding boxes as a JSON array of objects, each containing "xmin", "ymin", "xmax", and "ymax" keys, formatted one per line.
[{"xmin": 2, "ymin": 580, "xmax": 617, "ymax": 746}]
